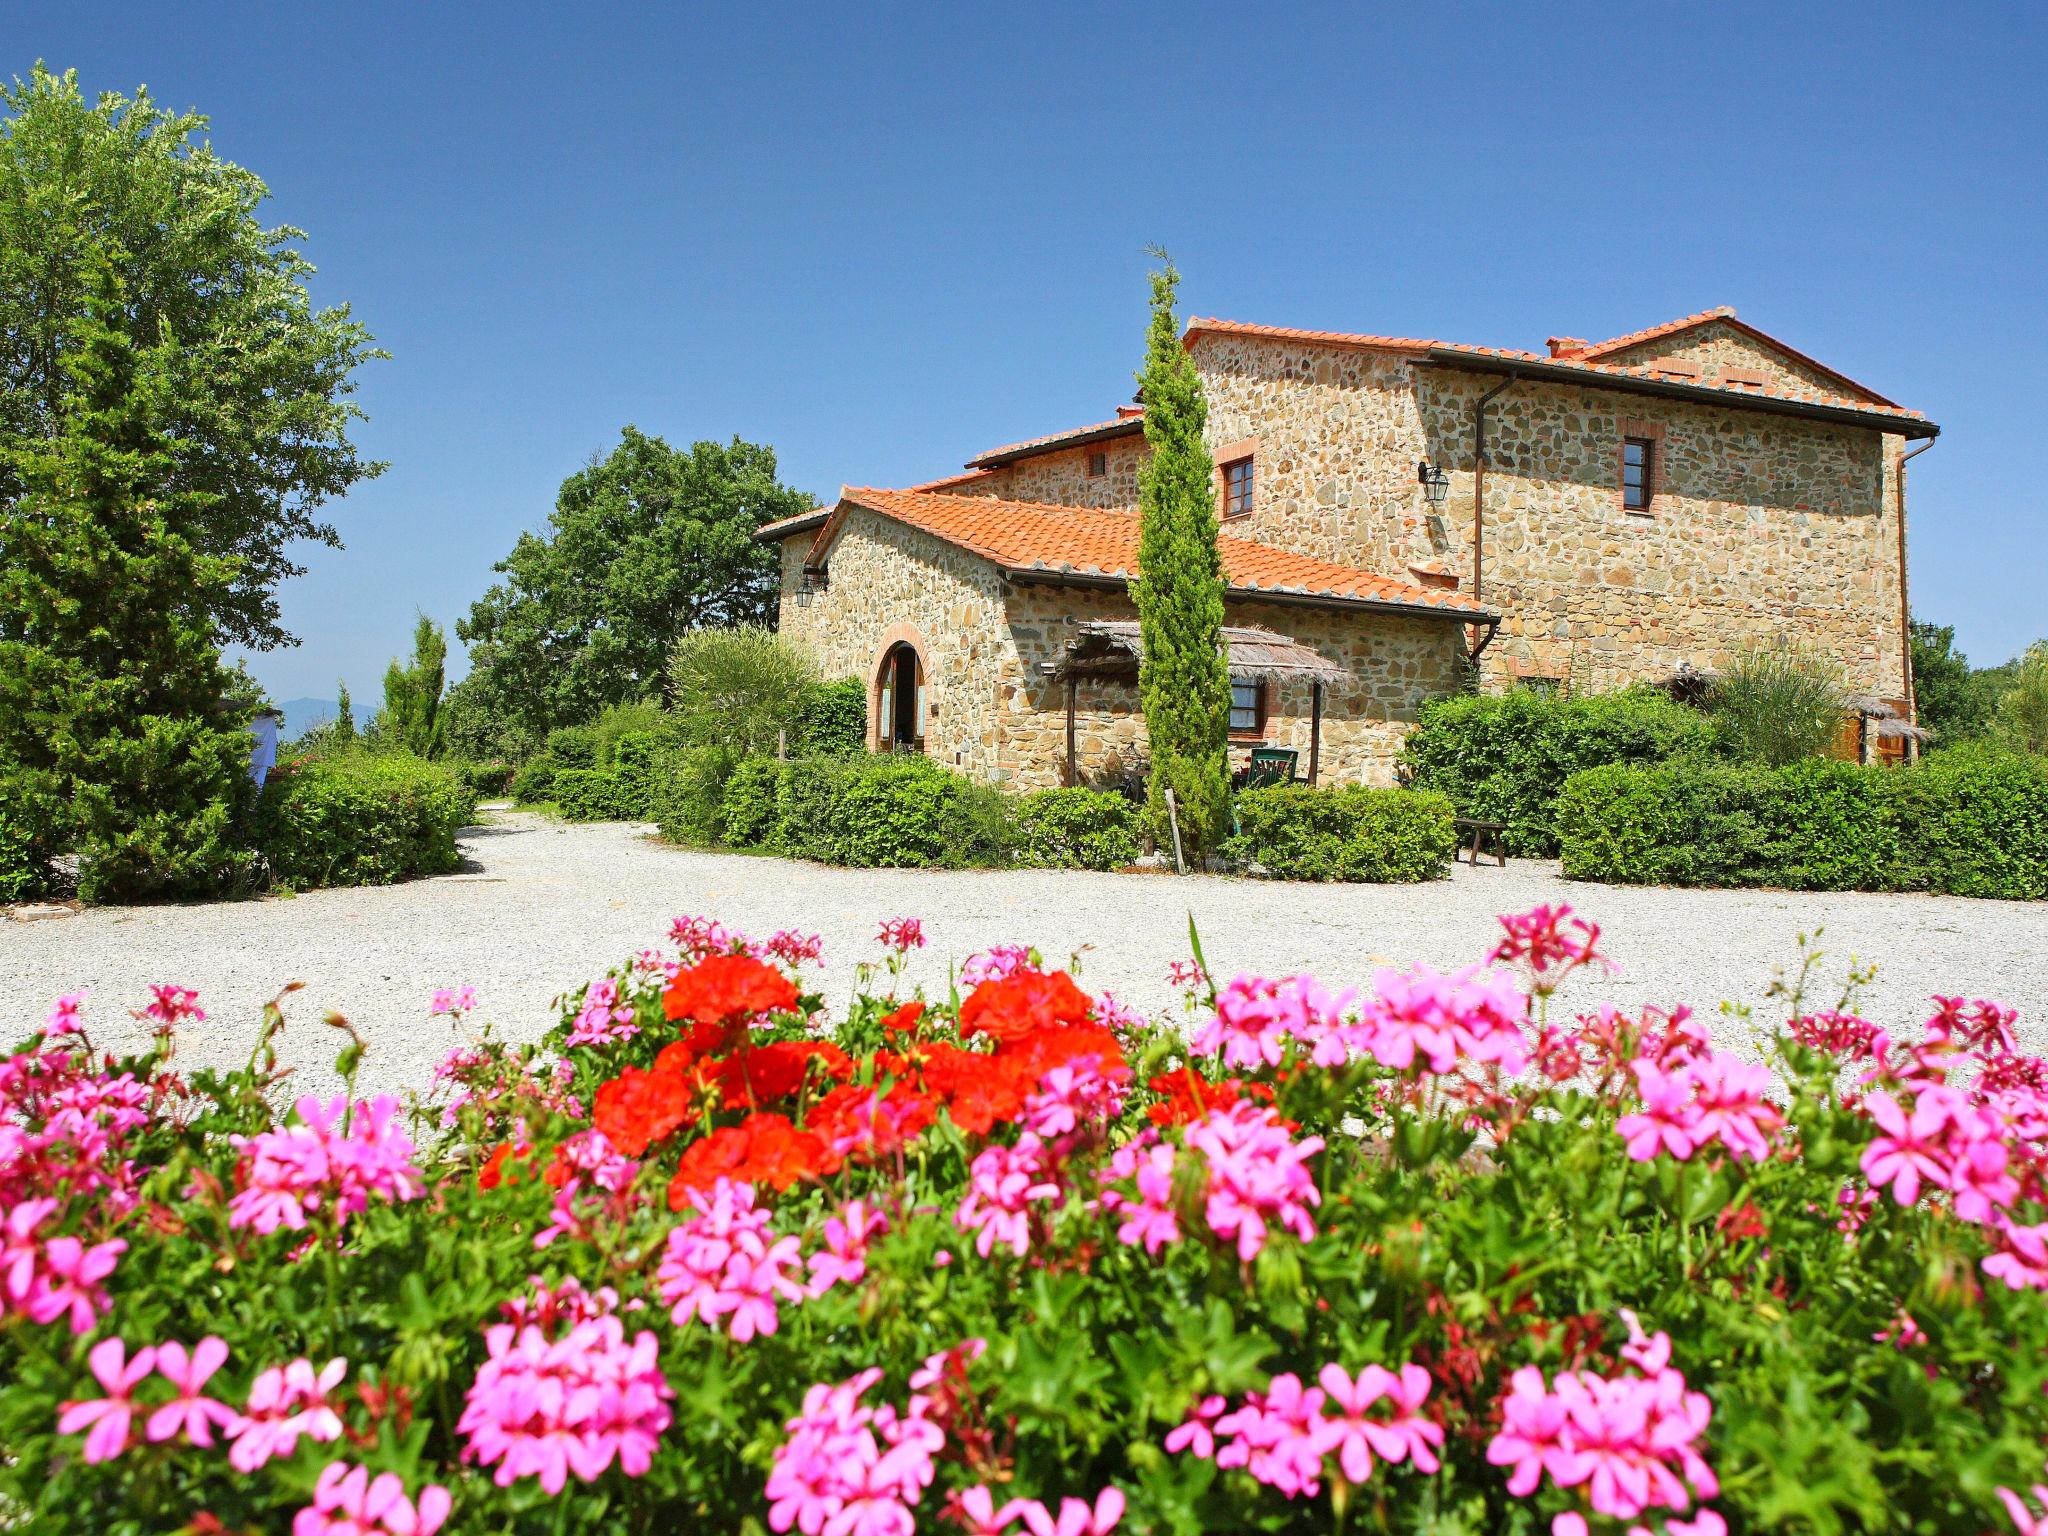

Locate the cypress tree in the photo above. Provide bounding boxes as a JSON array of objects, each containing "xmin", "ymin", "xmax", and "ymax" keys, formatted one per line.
[
  {"xmin": 0, "ymin": 251, "xmax": 252, "ymax": 901},
  {"xmin": 380, "ymin": 614, "xmax": 448, "ymax": 758},
  {"xmin": 335, "ymin": 680, "xmax": 356, "ymax": 741},
  {"xmin": 1131, "ymin": 258, "xmax": 1231, "ymax": 856}
]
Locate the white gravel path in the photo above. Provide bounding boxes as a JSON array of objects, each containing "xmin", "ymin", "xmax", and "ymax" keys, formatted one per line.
[{"xmin": 6, "ymin": 809, "xmax": 2046, "ymax": 1099}]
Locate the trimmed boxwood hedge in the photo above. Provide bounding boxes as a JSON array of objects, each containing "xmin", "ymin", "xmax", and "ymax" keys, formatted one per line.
[
  {"xmin": 1556, "ymin": 747, "xmax": 2048, "ymax": 899},
  {"xmin": 716, "ymin": 754, "xmax": 1010, "ymax": 868},
  {"xmin": 1221, "ymin": 784, "xmax": 1457, "ymax": 882},
  {"xmin": 1400, "ymin": 687, "xmax": 1716, "ymax": 857},
  {"xmin": 1011, "ymin": 788, "xmax": 1140, "ymax": 871},
  {"xmin": 251, "ymin": 753, "xmax": 476, "ymax": 889}
]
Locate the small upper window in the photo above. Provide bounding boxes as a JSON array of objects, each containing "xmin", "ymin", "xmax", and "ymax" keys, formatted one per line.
[
  {"xmin": 1222, "ymin": 456, "xmax": 1255, "ymax": 518},
  {"xmin": 1228, "ymin": 679, "xmax": 1266, "ymax": 736},
  {"xmin": 1086, "ymin": 451, "xmax": 1107, "ymax": 478},
  {"xmin": 1622, "ymin": 437, "xmax": 1654, "ymax": 512}
]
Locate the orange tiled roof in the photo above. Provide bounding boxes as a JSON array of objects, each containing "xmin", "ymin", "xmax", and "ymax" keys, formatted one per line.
[
  {"xmin": 1184, "ymin": 315, "xmax": 1929, "ymax": 425},
  {"xmin": 811, "ymin": 486, "xmax": 1493, "ymax": 620},
  {"xmin": 756, "ymin": 504, "xmax": 833, "ymax": 539},
  {"xmin": 967, "ymin": 411, "xmax": 1146, "ymax": 468},
  {"xmin": 1562, "ymin": 306, "xmax": 1738, "ymax": 359},
  {"xmin": 905, "ymin": 467, "xmax": 1003, "ymax": 493}
]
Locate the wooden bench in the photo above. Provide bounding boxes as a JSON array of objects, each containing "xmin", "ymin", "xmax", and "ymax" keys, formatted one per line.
[{"xmin": 1453, "ymin": 817, "xmax": 1508, "ymax": 868}]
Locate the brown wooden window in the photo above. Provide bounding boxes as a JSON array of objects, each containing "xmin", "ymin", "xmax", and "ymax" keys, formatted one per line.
[
  {"xmin": 1221, "ymin": 456, "xmax": 1255, "ymax": 518},
  {"xmin": 1086, "ymin": 451, "xmax": 1107, "ymax": 477},
  {"xmin": 1621, "ymin": 437, "xmax": 1654, "ymax": 512},
  {"xmin": 1228, "ymin": 678, "xmax": 1267, "ymax": 737}
]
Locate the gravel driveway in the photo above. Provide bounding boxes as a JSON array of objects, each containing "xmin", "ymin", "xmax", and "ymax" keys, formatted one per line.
[{"xmin": 6, "ymin": 810, "xmax": 2046, "ymax": 1099}]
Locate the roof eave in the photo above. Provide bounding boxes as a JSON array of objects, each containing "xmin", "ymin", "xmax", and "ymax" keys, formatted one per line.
[
  {"xmin": 1416, "ymin": 350, "xmax": 1938, "ymax": 439},
  {"xmin": 966, "ymin": 417, "xmax": 1147, "ymax": 469},
  {"xmin": 1001, "ymin": 566, "xmax": 1499, "ymax": 625},
  {"xmin": 752, "ymin": 511, "xmax": 833, "ymax": 546}
]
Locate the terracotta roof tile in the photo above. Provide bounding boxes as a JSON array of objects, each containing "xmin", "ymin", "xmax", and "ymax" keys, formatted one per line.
[
  {"xmin": 967, "ymin": 412, "xmax": 1146, "ymax": 468},
  {"xmin": 756, "ymin": 504, "xmax": 833, "ymax": 540},
  {"xmin": 1185, "ymin": 315, "xmax": 1926, "ymax": 424},
  {"xmin": 816, "ymin": 486, "xmax": 1493, "ymax": 621},
  {"xmin": 905, "ymin": 468, "xmax": 1003, "ymax": 493}
]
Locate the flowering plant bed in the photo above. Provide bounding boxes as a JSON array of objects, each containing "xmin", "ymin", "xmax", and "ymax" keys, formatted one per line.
[{"xmin": 5, "ymin": 912, "xmax": 2048, "ymax": 1535}]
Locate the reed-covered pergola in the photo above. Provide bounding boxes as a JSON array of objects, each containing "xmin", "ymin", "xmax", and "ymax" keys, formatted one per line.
[{"xmin": 1039, "ymin": 620, "xmax": 1349, "ymax": 787}]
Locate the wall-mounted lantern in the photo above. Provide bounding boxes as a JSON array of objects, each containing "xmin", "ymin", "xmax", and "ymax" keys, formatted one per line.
[{"xmin": 1417, "ymin": 461, "xmax": 1451, "ymax": 508}]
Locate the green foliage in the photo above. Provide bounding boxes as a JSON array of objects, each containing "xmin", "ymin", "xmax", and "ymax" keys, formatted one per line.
[
  {"xmin": 1011, "ymin": 788, "xmax": 1140, "ymax": 871},
  {"xmin": 334, "ymin": 680, "xmax": 356, "ymax": 741},
  {"xmin": 1994, "ymin": 640, "xmax": 2048, "ymax": 758},
  {"xmin": 1708, "ymin": 644, "xmax": 1846, "ymax": 767},
  {"xmin": 451, "ymin": 759, "xmax": 515, "ymax": 798},
  {"xmin": 668, "ymin": 626, "xmax": 818, "ymax": 756},
  {"xmin": 1909, "ymin": 616, "xmax": 1997, "ymax": 745},
  {"xmin": 0, "ymin": 781, "xmax": 52, "ymax": 901},
  {"xmin": 718, "ymin": 754, "xmax": 1009, "ymax": 868},
  {"xmin": 455, "ymin": 429, "xmax": 811, "ymax": 746},
  {"xmin": 1558, "ymin": 751, "xmax": 2048, "ymax": 899},
  {"xmin": 508, "ymin": 757, "xmax": 556, "ymax": 805},
  {"xmin": 0, "ymin": 64, "xmax": 382, "ymax": 652},
  {"xmin": 590, "ymin": 700, "xmax": 672, "ymax": 764},
  {"xmin": 1399, "ymin": 687, "xmax": 1716, "ymax": 856},
  {"xmin": 655, "ymin": 743, "xmax": 744, "ymax": 846},
  {"xmin": 551, "ymin": 768, "xmax": 638, "ymax": 823},
  {"xmin": 542, "ymin": 724, "xmax": 602, "ymax": 771},
  {"xmin": 375, "ymin": 614, "xmax": 449, "ymax": 759},
  {"xmin": 251, "ymin": 751, "xmax": 474, "ymax": 888},
  {"xmin": 0, "ymin": 251, "xmax": 254, "ymax": 904},
  {"xmin": 792, "ymin": 676, "xmax": 867, "ymax": 757},
  {"xmin": 1132, "ymin": 257, "xmax": 1231, "ymax": 856},
  {"xmin": 1221, "ymin": 784, "xmax": 1456, "ymax": 882},
  {"xmin": 440, "ymin": 671, "xmax": 536, "ymax": 765}
]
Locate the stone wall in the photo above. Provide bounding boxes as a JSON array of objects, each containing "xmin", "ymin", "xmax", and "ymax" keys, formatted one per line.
[
  {"xmin": 952, "ymin": 434, "xmax": 1146, "ymax": 510},
  {"xmin": 1595, "ymin": 319, "xmax": 1879, "ymax": 406},
  {"xmin": 774, "ymin": 512, "xmax": 1010, "ymax": 780},
  {"xmin": 998, "ymin": 583, "xmax": 1466, "ymax": 791},
  {"xmin": 1409, "ymin": 368, "xmax": 1907, "ymax": 698}
]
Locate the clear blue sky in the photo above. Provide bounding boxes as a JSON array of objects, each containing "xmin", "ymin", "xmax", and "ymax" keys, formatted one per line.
[{"xmin": 21, "ymin": 1, "xmax": 2048, "ymax": 706}]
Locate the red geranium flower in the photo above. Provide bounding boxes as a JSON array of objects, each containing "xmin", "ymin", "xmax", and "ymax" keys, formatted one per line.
[
  {"xmin": 477, "ymin": 1141, "xmax": 532, "ymax": 1190},
  {"xmin": 667, "ymin": 1111, "xmax": 831, "ymax": 1204},
  {"xmin": 1146, "ymin": 1066, "xmax": 1261, "ymax": 1127},
  {"xmin": 714, "ymin": 1040, "xmax": 852, "ymax": 1109},
  {"xmin": 958, "ymin": 969, "xmax": 1092, "ymax": 1043},
  {"xmin": 664, "ymin": 953, "xmax": 800, "ymax": 1025},
  {"xmin": 593, "ymin": 1064, "xmax": 696, "ymax": 1157},
  {"xmin": 880, "ymin": 1000, "xmax": 926, "ymax": 1034}
]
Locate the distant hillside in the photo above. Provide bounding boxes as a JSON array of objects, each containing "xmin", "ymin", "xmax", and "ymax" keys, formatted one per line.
[{"xmin": 279, "ymin": 696, "xmax": 337, "ymax": 741}]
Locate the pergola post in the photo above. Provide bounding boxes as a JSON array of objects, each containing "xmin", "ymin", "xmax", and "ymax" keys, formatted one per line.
[
  {"xmin": 1064, "ymin": 676, "xmax": 1078, "ymax": 787},
  {"xmin": 1308, "ymin": 679, "xmax": 1323, "ymax": 786}
]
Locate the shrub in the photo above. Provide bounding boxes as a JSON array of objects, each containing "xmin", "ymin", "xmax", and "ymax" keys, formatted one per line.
[
  {"xmin": 792, "ymin": 675, "xmax": 867, "ymax": 757},
  {"xmin": 0, "ymin": 783, "xmax": 53, "ymax": 903},
  {"xmin": 1994, "ymin": 640, "xmax": 2048, "ymax": 757},
  {"xmin": 552, "ymin": 768, "xmax": 638, "ymax": 823},
  {"xmin": 542, "ymin": 723, "xmax": 602, "ymax": 771},
  {"xmin": 11, "ymin": 908, "xmax": 2048, "ymax": 1534},
  {"xmin": 590, "ymin": 700, "xmax": 672, "ymax": 766},
  {"xmin": 718, "ymin": 755, "xmax": 786, "ymax": 847},
  {"xmin": 719, "ymin": 753, "xmax": 1009, "ymax": 868},
  {"xmin": 1557, "ymin": 750, "xmax": 2048, "ymax": 899},
  {"xmin": 250, "ymin": 752, "xmax": 475, "ymax": 888},
  {"xmin": 452, "ymin": 759, "xmax": 515, "ymax": 798},
  {"xmin": 655, "ymin": 743, "xmax": 744, "ymax": 846},
  {"xmin": 609, "ymin": 731, "xmax": 666, "ymax": 819},
  {"xmin": 1012, "ymin": 787, "xmax": 1141, "ymax": 870},
  {"xmin": 508, "ymin": 756, "xmax": 557, "ymax": 805},
  {"xmin": 1400, "ymin": 687, "xmax": 1715, "ymax": 857},
  {"xmin": 1223, "ymin": 783, "xmax": 1456, "ymax": 882},
  {"xmin": 1707, "ymin": 643, "xmax": 1846, "ymax": 767},
  {"xmin": 668, "ymin": 626, "xmax": 817, "ymax": 757}
]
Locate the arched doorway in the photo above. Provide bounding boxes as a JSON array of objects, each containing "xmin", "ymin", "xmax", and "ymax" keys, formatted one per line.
[{"xmin": 875, "ymin": 641, "xmax": 925, "ymax": 752}]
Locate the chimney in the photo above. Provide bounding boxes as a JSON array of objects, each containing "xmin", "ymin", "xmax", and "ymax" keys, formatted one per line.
[
  {"xmin": 1114, "ymin": 404, "xmax": 1145, "ymax": 420},
  {"xmin": 1547, "ymin": 336, "xmax": 1589, "ymax": 358}
]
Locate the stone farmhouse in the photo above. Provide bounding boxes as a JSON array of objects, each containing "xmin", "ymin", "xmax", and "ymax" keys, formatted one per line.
[{"xmin": 761, "ymin": 307, "xmax": 1938, "ymax": 790}]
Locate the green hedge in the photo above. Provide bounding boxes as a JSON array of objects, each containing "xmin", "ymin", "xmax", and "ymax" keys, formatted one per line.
[
  {"xmin": 1400, "ymin": 687, "xmax": 1716, "ymax": 857},
  {"xmin": 1221, "ymin": 784, "xmax": 1457, "ymax": 882},
  {"xmin": 793, "ymin": 677, "xmax": 867, "ymax": 757},
  {"xmin": 716, "ymin": 754, "xmax": 1010, "ymax": 868},
  {"xmin": 552, "ymin": 768, "xmax": 638, "ymax": 823},
  {"xmin": 509, "ymin": 756, "xmax": 556, "ymax": 805},
  {"xmin": 452, "ymin": 759, "xmax": 515, "ymax": 798},
  {"xmin": 1012, "ymin": 788, "xmax": 1140, "ymax": 871},
  {"xmin": 251, "ymin": 753, "xmax": 476, "ymax": 889},
  {"xmin": 0, "ymin": 783, "xmax": 52, "ymax": 903},
  {"xmin": 1556, "ymin": 748, "xmax": 2048, "ymax": 899}
]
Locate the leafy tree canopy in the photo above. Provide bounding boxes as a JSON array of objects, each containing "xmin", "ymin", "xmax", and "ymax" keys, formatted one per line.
[
  {"xmin": 376, "ymin": 614, "xmax": 448, "ymax": 759},
  {"xmin": 1909, "ymin": 616, "xmax": 2014, "ymax": 747},
  {"xmin": 456, "ymin": 427, "xmax": 810, "ymax": 750},
  {"xmin": 0, "ymin": 63, "xmax": 383, "ymax": 651}
]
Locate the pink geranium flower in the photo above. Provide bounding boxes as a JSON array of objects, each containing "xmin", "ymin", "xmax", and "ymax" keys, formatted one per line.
[
  {"xmin": 292, "ymin": 1459, "xmax": 451, "ymax": 1536},
  {"xmin": 1860, "ymin": 1089, "xmax": 1955, "ymax": 1205},
  {"xmin": 57, "ymin": 1337, "xmax": 156, "ymax": 1463},
  {"xmin": 146, "ymin": 1337, "xmax": 238, "ymax": 1447},
  {"xmin": 1018, "ymin": 1487, "xmax": 1124, "ymax": 1536}
]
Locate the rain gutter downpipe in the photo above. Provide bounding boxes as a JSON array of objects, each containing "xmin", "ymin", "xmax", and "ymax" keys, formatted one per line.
[
  {"xmin": 1469, "ymin": 372, "xmax": 1519, "ymax": 664},
  {"xmin": 1899, "ymin": 437, "xmax": 1936, "ymax": 739}
]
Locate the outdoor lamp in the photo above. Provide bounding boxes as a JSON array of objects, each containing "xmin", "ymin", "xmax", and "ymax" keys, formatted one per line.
[{"xmin": 1417, "ymin": 461, "xmax": 1450, "ymax": 507}]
